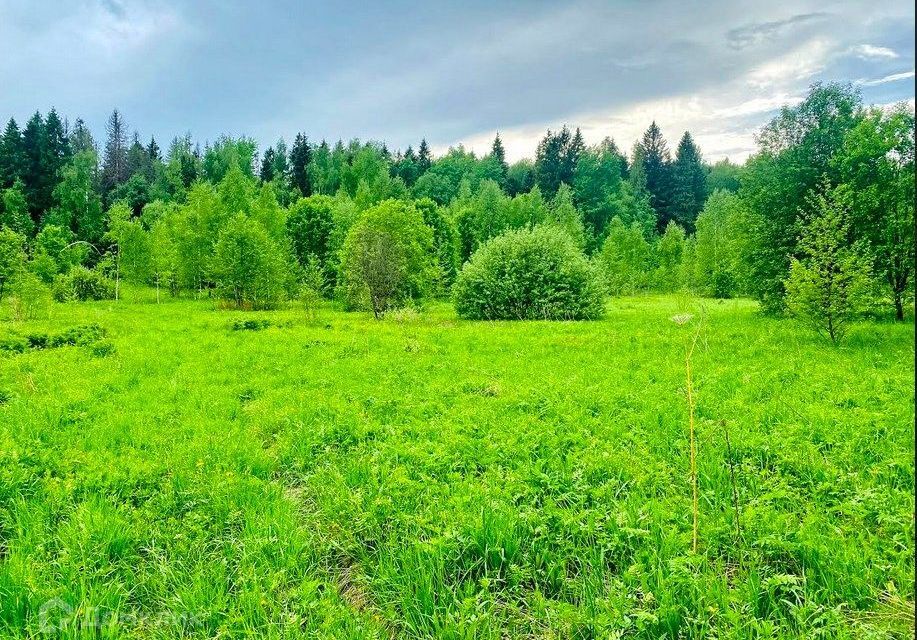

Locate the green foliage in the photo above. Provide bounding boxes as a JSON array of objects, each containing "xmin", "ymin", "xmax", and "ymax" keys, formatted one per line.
[
  {"xmin": 534, "ymin": 126, "xmax": 584, "ymax": 197},
  {"xmin": 785, "ymin": 186, "xmax": 872, "ymax": 343},
  {"xmin": 52, "ymin": 266, "xmax": 115, "ymax": 301},
  {"xmin": 505, "ymin": 159, "xmax": 535, "ymax": 196},
  {"xmin": 670, "ymin": 132, "xmax": 707, "ymax": 231},
  {"xmin": 637, "ymin": 121, "xmax": 676, "ymax": 231},
  {"xmin": 694, "ymin": 190, "xmax": 744, "ymax": 298},
  {"xmin": 29, "ymin": 224, "xmax": 84, "ymax": 283},
  {"xmin": 0, "ymin": 225, "xmax": 26, "ymax": 300},
  {"xmin": 338, "ymin": 199, "xmax": 437, "ymax": 317},
  {"xmin": 108, "ymin": 173, "xmax": 151, "ymax": 217},
  {"xmin": 412, "ymin": 146, "xmax": 503, "ymax": 205},
  {"xmin": 50, "ymin": 151, "xmax": 104, "ymax": 242},
  {"xmin": 832, "ymin": 104, "xmax": 915, "ymax": 320},
  {"xmin": 202, "ymin": 136, "xmax": 257, "ymax": 183},
  {"xmin": 8, "ymin": 270, "xmax": 52, "ymax": 320},
  {"xmin": 1, "ymin": 178, "xmax": 32, "ymax": 236},
  {"xmin": 599, "ymin": 217, "xmax": 652, "ymax": 295},
  {"xmin": 414, "ymin": 197, "xmax": 459, "ymax": 290},
  {"xmin": 454, "ymin": 225, "xmax": 605, "ymax": 320},
  {"xmin": 653, "ymin": 221, "xmax": 686, "ymax": 292},
  {"xmin": 287, "ymin": 195, "xmax": 336, "ymax": 283},
  {"xmin": 740, "ymin": 83, "xmax": 862, "ymax": 312},
  {"xmin": 106, "ymin": 202, "xmax": 152, "ymax": 285},
  {"xmin": 545, "ymin": 183, "xmax": 586, "ymax": 248},
  {"xmin": 213, "ymin": 214, "xmax": 290, "ymax": 310},
  {"xmin": 706, "ymin": 159, "xmax": 742, "ymax": 194}
]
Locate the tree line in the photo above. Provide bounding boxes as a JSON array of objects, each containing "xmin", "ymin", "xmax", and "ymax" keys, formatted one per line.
[{"xmin": 0, "ymin": 82, "xmax": 913, "ymax": 333}]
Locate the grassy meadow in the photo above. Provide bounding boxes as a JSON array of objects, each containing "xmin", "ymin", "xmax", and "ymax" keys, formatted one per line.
[{"xmin": 0, "ymin": 290, "xmax": 913, "ymax": 638}]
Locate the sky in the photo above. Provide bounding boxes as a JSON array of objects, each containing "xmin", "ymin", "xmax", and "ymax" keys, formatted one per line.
[{"xmin": 0, "ymin": 0, "xmax": 914, "ymax": 163}]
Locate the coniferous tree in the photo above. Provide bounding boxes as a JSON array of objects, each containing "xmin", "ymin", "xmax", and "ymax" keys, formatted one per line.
[
  {"xmin": 671, "ymin": 132, "xmax": 707, "ymax": 231},
  {"xmin": 126, "ymin": 133, "xmax": 153, "ymax": 182},
  {"xmin": 417, "ymin": 139, "xmax": 432, "ymax": 174},
  {"xmin": 21, "ymin": 112, "xmax": 47, "ymax": 222},
  {"xmin": 535, "ymin": 125, "xmax": 582, "ymax": 197},
  {"xmin": 289, "ymin": 133, "xmax": 312, "ymax": 196},
  {"xmin": 0, "ymin": 118, "xmax": 24, "ymax": 189},
  {"xmin": 491, "ymin": 133, "xmax": 508, "ymax": 181},
  {"xmin": 70, "ymin": 118, "xmax": 97, "ymax": 155},
  {"xmin": 260, "ymin": 147, "xmax": 276, "ymax": 183},
  {"xmin": 43, "ymin": 108, "xmax": 71, "ymax": 183},
  {"xmin": 640, "ymin": 121, "xmax": 675, "ymax": 232},
  {"xmin": 147, "ymin": 137, "xmax": 161, "ymax": 162},
  {"xmin": 102, "ymin": 109, "xmax": 129, "ymax": 196}
]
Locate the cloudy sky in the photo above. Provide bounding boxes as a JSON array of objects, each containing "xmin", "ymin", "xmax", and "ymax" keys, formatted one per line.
[{"xmin": 0, "ymin": 0, "xmax": 913, "ymax": 162}]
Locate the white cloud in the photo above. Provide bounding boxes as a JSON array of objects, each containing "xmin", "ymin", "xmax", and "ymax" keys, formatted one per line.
[
  {"xmin": 747, "ymin": 38, "xmax": 833, "ymax": 89},
  {"xmin": 857, "ymin": 70, "xmax": 915, "ymax": 86},
  {"xmin": 851, "ymin": 44, "xmax": 899, "ymax": 59}
]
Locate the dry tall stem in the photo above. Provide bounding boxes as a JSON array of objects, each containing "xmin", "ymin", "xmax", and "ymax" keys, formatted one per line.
[{"xmin": 685, "ymin": 321, "xmax": 702, "ymax": 553}]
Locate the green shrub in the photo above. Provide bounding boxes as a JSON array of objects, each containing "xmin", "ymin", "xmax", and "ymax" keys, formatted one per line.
[
  {"xmin": 25, "ymin": 333, "xmax": 49, "ymax": 349},
  {"xmin": 0, "ymin": 334, "xmax": 28, "ymax": 353},
  {"xmin": 338, "ymin": 199, "xmax": 437, "ymax": 318},
  {"xmin": 10, "ymin": 271, "xmax": 53, "ymax": 321},
  {"xmin": 453, "ymin": 226, "xmax": 606, "ymax": 320},
  {"xmin": 598, "ymin": 217, "xmax": 651, "ymax": 295},
  {"xmin": 52, "ymin": 266, "xmax": 115, "ymax": 302},
  {"xmin": 231, "ymin": 319, "xmax": 272, "ymax": 331},
  {"xmin": 89, "ymin": 340, "xmax": 117, "ymax": 357},
  {"xmin": 212, "ymin": 214, "xmax": 290, "ymax": 310},
  {"xmin": 49, "ymin": 324, "xmax": 107, "ymax": 347}
]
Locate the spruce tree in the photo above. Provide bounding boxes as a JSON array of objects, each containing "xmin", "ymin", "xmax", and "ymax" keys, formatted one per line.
[
  {"xmin": 640, "ymin": 121, "xmax": 675, "ymax": 232},
  {"xmin": 0, "ymin": 118, "xmax": 24, "ymax": 189},
  {"xmin": 535, "ymin": 126, "xmax": 583, "ymax": 197},
  {"xmin": 260, "ymin": 147, "xmax": 276, "ymax": 183},
  {"xmin": 147, "ymin": 137, "xmax": 161, "ymax": 162},
  {"xmin": 21, "ymin": 112, "xmax": 46, "ymax": 222},
  {"xmin": 289, "ymin": 133, "xmax": 312, "ymax": 196},
  {"xmin": 417, "ymin": 139, "xmax": 432, "ymax": 174},
  {"xmin": 491, "ymin": 133, "xmax": 508, "ymax": 179},
  {"xmin": 70, "ymin": 118, "xmax": 97, "ymax": 155},
  {"xmin": 43, "ymin": 108, "xmax": 71, "ymax": 182},
  {"xmin": 671, "ymin": 132, "xmax": 707, "ymax": 231},
  {"xmin": 102, "ymin": 109, "xmax": 129, "ymax": 195}
]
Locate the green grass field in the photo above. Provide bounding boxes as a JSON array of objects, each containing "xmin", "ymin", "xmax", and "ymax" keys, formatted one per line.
[{"xmin": 1, "ymin": 292, "xmax": 913, "ymax": 638}]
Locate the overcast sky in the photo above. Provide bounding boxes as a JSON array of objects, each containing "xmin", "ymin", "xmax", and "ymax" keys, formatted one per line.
[{"xmin": 1, "ymin": 0, "xmax": 914, "ymax": 162}]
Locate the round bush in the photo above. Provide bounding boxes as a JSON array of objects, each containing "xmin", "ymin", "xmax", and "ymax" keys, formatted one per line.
[
  {"xmin": 453, "ymin": 226, "xmax": 606, "ymax": 320},
  {"xmin": 52, "ymin": 266, "xmax": 115, "ymax": 302}
]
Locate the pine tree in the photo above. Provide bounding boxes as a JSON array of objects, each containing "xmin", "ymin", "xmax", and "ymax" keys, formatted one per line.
[
  {"xmin": 102, "ymin": 109, "xmax": 129, "ymax": 195},
  {"xmin": 640, "ymin": 121, "xmax": 675, "ymax": 232},
  {"xmin": 289, "ymin": 133, "xmax": 312, "ymax": 196},
  {"xmin": 0, "ymin": 118, "xmax": 24, "ymax": 189},
  {"xmin": 671, "ymin": 132, "xmax": 707, "ymax": 231}
]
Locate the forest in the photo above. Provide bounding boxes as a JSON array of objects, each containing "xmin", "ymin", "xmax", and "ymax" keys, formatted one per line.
[
  {"xmin": 0, "ymin": 82, "xmax": 912, "ymax": 332},
  {"xmin": 0, "ymin": 81, "xmax": 914, "ymax": 638}
]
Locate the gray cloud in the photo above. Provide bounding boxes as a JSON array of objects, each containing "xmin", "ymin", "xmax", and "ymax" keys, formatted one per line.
[
  {"xmin": 0, "ymin": 0, "xmax": 913, "ymax": 162},
  {"xmin": 726, "ymin": 12, "xmax": 829, "ymax": 50}
]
